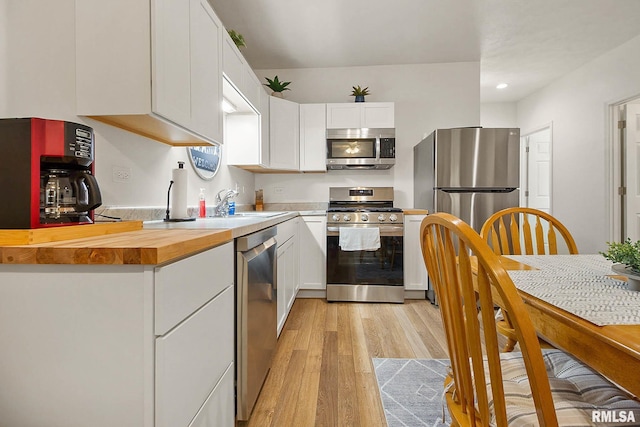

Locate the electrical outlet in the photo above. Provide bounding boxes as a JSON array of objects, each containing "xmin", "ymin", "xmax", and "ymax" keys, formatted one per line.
[
  {"xmin": 112, "ymin": 165, "xmax": 132, "ymax": 183},
  {"xmin": 274, "ymin": 187, "xmax": 284, "ymax": 194}
]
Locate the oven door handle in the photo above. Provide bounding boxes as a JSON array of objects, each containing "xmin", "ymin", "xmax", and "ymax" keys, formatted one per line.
[{"xmin": 326, "ymin": 225, "xmax": 404, "ymax": 236}]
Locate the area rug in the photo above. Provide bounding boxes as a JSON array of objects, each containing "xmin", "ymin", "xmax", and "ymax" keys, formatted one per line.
[{"xmin": 373, "ymin": 358, "xmax": 450, "ymax": 427}]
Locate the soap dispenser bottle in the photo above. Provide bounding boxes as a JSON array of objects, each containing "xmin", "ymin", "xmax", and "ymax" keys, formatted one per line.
[{"xmin": 199, "ymin": 188, "xmax": 206, "ymax": 218}]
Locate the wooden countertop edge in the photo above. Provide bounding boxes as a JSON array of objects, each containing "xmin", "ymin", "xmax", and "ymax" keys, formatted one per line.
[
  {"xmin": 403, "ymin": 209, "xmax": 429, "ymax": 215},
  {"xmin": 0, "ymin": 221, "xmax": 144, "ymax": 245},
  {"xmin": 0, "ymin": 229, "xmax": 233, "ymax": 265}
]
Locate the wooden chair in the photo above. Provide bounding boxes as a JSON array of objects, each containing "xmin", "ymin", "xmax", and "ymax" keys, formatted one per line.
[
  {"xmin": 480, "ymin": 207, "xmax": 578, "ymax": 256},
  {"xmin": 481, "ymin": 207, "xmax": 578, "ymax": 351},
  {"xmin": 420, "ymin": 213, "xmax": 640, "ymax": 426}
]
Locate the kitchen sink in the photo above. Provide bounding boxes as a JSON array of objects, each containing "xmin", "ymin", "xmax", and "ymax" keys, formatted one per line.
[{"xmin": 231, "ymin": 211, "xmax": 285, "ymax": 218}]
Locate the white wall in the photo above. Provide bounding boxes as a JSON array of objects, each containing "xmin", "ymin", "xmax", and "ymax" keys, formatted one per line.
[
  {"xmin": 0, "ymin": 0, "xmax": 7, "ymax": 116},
  {"xmin": 481, "ymin": 102, "xmax": 518, "ymax": 128},
  {"xmin": 3, "ymin": 2, "xmax": 479, "ymax": 213},
  {"xmin": 2, "ymin": 0, "xmax": 255, "ymax": 214},
  {"xmin": 254, "ymin": 62, "xmax": 481, "ymax": 208},
  {"xmin": 516, "ymin": 34, "xmax": 640, "ymax": 252}
]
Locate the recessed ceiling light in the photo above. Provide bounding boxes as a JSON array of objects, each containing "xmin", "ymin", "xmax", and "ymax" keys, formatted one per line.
[{"xmin": 496, "ymin": 83, "xmax": 508, "ymax": 89}]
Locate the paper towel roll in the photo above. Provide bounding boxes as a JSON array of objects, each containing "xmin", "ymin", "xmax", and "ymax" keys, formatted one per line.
[{"xmin": 170, "ymin": 162, "xmax": 188, "ymax": 219}]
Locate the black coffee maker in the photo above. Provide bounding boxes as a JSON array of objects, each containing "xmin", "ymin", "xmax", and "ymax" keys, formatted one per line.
[{"xmin": 0, "ymin": 118, "xmax": 102, "ymax": 229}]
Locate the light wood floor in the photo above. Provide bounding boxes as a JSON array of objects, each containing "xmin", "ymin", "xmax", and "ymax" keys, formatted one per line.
[{"xmin": 241, "ymin": 298, "xmax": 449, "ymax": 427}]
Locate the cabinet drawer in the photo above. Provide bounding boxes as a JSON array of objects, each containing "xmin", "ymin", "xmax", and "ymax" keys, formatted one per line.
[
  {"xmin": 189, "ymin": 363, "xmax": 234, "ymax": 427},
  {"xmin": 276, "ymin": 218, "xmax": 298, "ymax": 247},
  {"xmin": 156, "ymin": 286, "xmax": 234, "ymax": 427},
  {"xmin": 155, "ymin": 242, "xmax": 233, "ymax": 335}
]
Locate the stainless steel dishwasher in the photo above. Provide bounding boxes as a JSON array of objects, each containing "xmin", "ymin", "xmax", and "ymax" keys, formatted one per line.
[{"xmin": 236, "ymin": 226, "xmax": 277, "ymax": 421}]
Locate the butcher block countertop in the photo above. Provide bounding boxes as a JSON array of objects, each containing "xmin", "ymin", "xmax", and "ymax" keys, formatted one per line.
[
  {"xmin": 0, "ymin": 212, "xmax": 297, "ymax": 265},
  {"xmin": 0, "ymin": 228, "xmax": 233, "ymax": 265}
]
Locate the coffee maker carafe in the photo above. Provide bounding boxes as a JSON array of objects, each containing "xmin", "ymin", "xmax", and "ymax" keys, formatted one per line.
[
  {"xmin": 42, "ymin": 169, "xmax": 102, "ymax": 222},
  {"xmin": 0, "ymin": 118, "xmax": 102, "ymax": 229}
]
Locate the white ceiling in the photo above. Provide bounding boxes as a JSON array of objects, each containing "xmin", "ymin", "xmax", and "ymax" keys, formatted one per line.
[{"xmin": 208, "ymin": 0, "xmax": 640, "ymax": 103}]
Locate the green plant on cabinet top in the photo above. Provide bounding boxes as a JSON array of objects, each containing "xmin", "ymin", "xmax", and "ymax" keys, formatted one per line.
[
  {"xmin": 264, "ymin": 76, "xmax": 291, "ymax": 93},
  {"xmin": 228, "ymin": 30, "xmax": 246, "ymax": 49}
]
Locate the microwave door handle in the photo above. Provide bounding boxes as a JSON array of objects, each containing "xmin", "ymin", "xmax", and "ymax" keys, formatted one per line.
[{"xmin": 344, "ymin": 164, "xmax": 376, "ymax": 170}]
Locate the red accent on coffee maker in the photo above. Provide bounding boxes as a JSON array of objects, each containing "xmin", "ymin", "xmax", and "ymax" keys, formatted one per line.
[{"xmin": 0, "ymin": 118, "xmax": 102, "ymax": 229}]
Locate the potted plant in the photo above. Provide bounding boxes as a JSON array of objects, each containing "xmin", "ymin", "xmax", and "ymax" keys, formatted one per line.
[
  {"xmin": 264, "ymin": 76, "xmax": 291, "ymax": 98},
  {"xmin": 601, "ymin": 238, "xmax": 640, "ymax": 291},
  {"xmin": 228, "ymin": 30, "xmax": 246, "ymax": 49},
  {"xmin": 351, "ymin": 85, "xmax": 370, "ymax": 102}
]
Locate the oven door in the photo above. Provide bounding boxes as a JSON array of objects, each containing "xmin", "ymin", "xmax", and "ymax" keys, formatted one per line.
[{"xmin": 326, "ymin": 224, "xmax": 403, "ymax": 286}]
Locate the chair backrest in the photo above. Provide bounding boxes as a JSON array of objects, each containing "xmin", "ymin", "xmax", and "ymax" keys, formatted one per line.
[
  {"xmin": 480, "ymin": 207, "xmax": 578, "ymax": 255},
  {"xmin": 420, "ymin": 212, "xmax": 558, "ymax": 426}
]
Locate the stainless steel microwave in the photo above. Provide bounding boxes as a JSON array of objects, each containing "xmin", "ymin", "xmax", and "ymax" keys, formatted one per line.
[{"xmin": 326, "ymin": 128, "xmax": 395, "ymax": 170}]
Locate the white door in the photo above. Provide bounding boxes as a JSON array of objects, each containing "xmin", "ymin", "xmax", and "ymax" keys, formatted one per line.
[
  {"xmin": 522, "ymin": 126, "xmax": 552, "ymax": 213},
  {"xmin": 625, "ymin": 103, "xmax": 640, "ymax": 241}
]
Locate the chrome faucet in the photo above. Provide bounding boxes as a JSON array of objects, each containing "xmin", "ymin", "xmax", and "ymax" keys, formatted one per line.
[{"xmin": 214, "ymin": 189, "xmax": 239, "ymax": 217}]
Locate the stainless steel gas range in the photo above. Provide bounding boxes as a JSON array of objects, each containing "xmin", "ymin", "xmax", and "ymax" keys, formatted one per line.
[{"xmin": 326, "ymin": 187, "xmax": 404, "ymax": 303}]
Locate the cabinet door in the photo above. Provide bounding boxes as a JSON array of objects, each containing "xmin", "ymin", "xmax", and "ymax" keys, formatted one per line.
[
  {"xmin": 152, "ymin": 0, "xmax": 191, "ymax": 128},
  {"xmin": 222, "ymin": 32, "xmax": 245, "ymax": 93},
  {"xmin": 326, "ymin": 103, "xmax": 361, "ymax": 129},
  {"xmin": 189, "ymin": 363, "xmax": 234, "ymax": 427},
  {"xmin": 156, "ymin": 286, "xmax": 234, "ymax": 427},
  {"xmin": 269, "ymin": 96, "xmax": 300, "ymax": 170},
  {"xmin": 259, "ymin": 88, "xmax": 271, "ymax": 167},
  {"xmin": 155, "ymin": 242, "xmax": 233, "ymax": 335},
  {"xmin": 286, "ymin": 226, "xmax": 299, "ymax": 310},
  {"xmin": 299, "ymin": 216, "xmax": 326, "ymax": 290},
  {"xmin": 362, "ymin": 102, "xmax": 395, "ymax": 128},
  {"xmin": 300, "ymin": 104, "xmax": 327, "ymax": 171},
  {"xmin": 190, "ymin": 0, "xmax": 223, "ymax": 143},
  {"xmin": 276, "ymin": 239, "xmax": 289, "ymax": 336},
  {"xmin": 404, "ymin": 215, "xmax": 428, "ymax": 290},
  {"xmin": 243, "ymin": 68, "xmax": 262, "ymax": 110}
]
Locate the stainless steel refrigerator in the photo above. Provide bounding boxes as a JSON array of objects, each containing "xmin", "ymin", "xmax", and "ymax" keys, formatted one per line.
[{"xmin": 414, "ymin": 127, "xmax": 520, "ymax": 301}]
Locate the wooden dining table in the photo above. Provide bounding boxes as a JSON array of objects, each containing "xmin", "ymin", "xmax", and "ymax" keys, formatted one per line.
[{"xmin": 498, "ymin": 255, "xmax": 640, "ymax": 398}]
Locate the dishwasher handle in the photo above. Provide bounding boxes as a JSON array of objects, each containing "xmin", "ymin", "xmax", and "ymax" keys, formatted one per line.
[{"xmin": 236, "ymin": 226, "xmax": 277, "ymax": 251}]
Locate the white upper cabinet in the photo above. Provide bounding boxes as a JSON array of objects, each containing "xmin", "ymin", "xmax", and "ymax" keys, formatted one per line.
[
  {"xmin": 269, "ymin": 96, "xmax": 300, "ymax": 171},
  {"xmin": 222, "ymin": 32, "xmax": 245, "ymax": 91},
  {"xmin": 222, "ymin": 31, "xmax": 261, "ymax": 110},
  {"xmin": 76, "ymin": 0, "xmax": 223, "ymax": 146},
  {"xmin": 225, "ymin": 84, "xmax": 268, "ymax": 170},
  {"xmin": 299, "ymin": 104, "xmax": 327, "ymax": 172},
  {"xmin": 326, "ymin": 102, "xmax": 395, "ymax": 129}
]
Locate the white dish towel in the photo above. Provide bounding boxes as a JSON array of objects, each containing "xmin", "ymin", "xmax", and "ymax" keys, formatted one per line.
[{"xmin": 339, "ymin": 227, "xmax": 381, "ymax": 251}]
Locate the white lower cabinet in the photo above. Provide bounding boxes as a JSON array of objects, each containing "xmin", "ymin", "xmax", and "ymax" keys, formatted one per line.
[
  {"xmin": 276, "ymin": 218, "xmax": 299, "ymax": 335},
  {"xmin": 156, "ymin": 286, "xmax": 234, "ymax": 427},
  {"xmin": 404, "ymin": 215, "xmax": 428, "ymax": 291},
  {"xmin": 0, "ymin": 241, "xmax": 235, "ymax": 427},
  {"xmin": 189, "ymin": 363, "xmax": 235, "ymax": 427},
  {"xmin": 299, "ymin": 216, "xmax": 326, "ymax": 290}
]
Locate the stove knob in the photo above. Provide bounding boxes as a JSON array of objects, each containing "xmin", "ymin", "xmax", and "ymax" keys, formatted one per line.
[
  {"xmin": 343, "ymin": 214, "xmax": 352, "ymax": 222},
  {"xmin": 378, "ymin": 214, "xmax": 386, "ymax": 222},
  {"xmin": 389, "ymin": 214, "xmax": 398, "ymax": 222},
  {"xmin": 361, "ymin": 213, "xmax": 369, "ymax": 222},
  {"xmin": 331, "ymin": 214, "xmax": 340, "ymax": 222}
]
